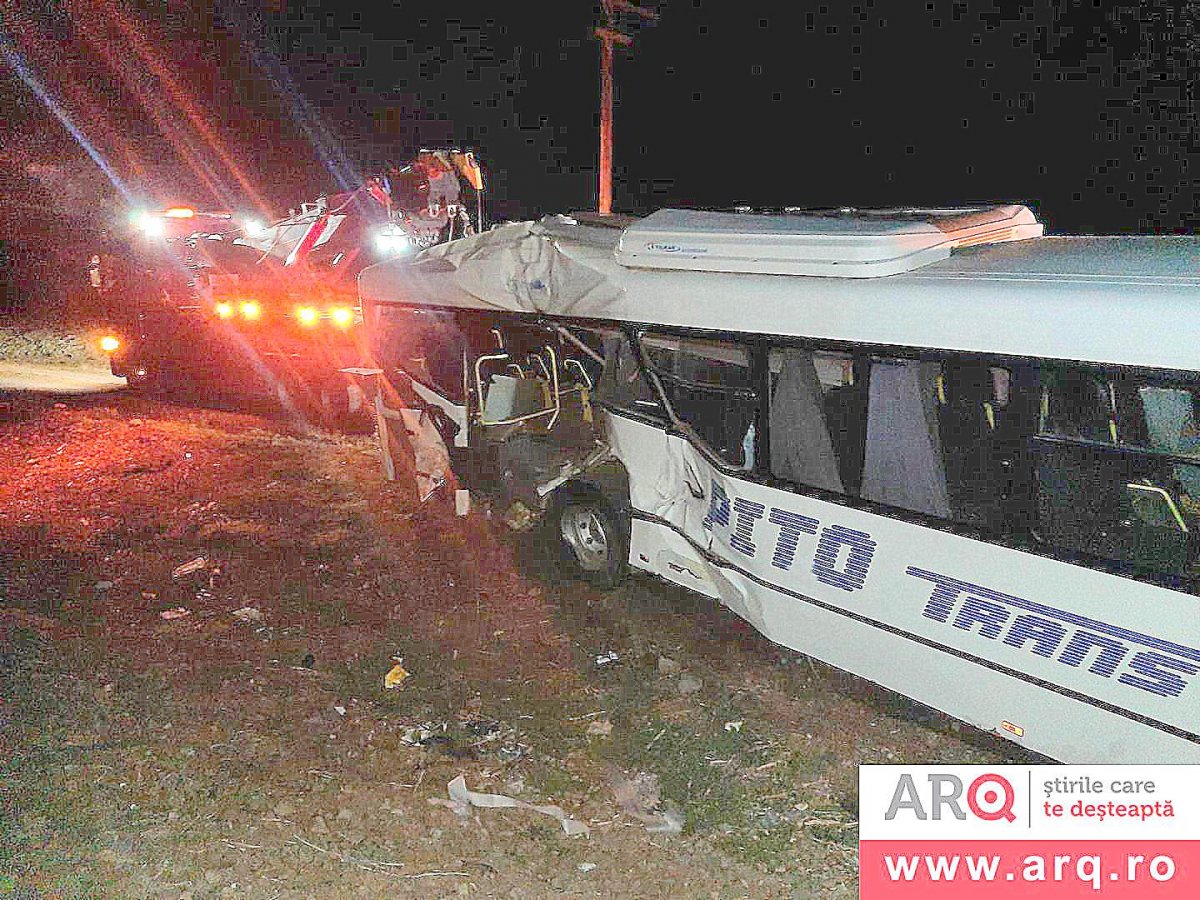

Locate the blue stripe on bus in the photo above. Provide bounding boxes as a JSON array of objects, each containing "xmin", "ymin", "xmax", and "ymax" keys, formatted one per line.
[{"xmin": 906, "ymin": 567, "xmax": 1200, "ymax": 663}]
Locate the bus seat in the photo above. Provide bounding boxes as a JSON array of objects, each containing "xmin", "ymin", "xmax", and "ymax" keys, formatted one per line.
[{"xmin": 481, "ymin": 374, "xmax": 552, "ymax": 423}]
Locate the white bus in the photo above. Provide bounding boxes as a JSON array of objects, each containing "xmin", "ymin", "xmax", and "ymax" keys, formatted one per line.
[{"xmin": 357, "ymin": 205, "xmax": 1200, "ymax": 764}]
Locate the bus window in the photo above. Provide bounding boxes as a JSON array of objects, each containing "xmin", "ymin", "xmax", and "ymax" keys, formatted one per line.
[
  {"xmin": 585, "ymin": 329, "xmax": 665, "ymax": 419},
  {"xmin": 767, "ymin": 348, "xmax": 846, "ymax": 494},
  {"xmin": 1133, "ymin": 384, "xmax": 1200, "ymax": 515},
  {"xmin": 1032, "ymin": 367, "xmax": 1200, "ymax": 576},
  {"xmin": 937, "ymin": 362, "xmax": 1016, "ymax": 531},
  {"xmin": 641, "ymin": 332, "xmax": 759, "ymax": 469},
  {"xmin": 1136, "ymin": 385, "xmax": 1200, "ymax": 456},
  {"xmin": 1122, "ymin": 481, "xmax": 1190, "ymax": 573},
  {"xmin": 1040, "ymin": 367, "xmax": 1116, "ymax": 444},
  {"xmin": 861, "ymin": 358, "xmax": 952, "ymax": 518}
]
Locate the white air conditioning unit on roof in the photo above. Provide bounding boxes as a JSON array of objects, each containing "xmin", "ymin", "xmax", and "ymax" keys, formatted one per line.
[{"xmin": 615, "ymin": 204, "xmax": 1044, "ymax": 278}]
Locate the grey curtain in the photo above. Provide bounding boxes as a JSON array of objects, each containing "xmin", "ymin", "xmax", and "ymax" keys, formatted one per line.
[
  {"xmin": 860, "ymin": 359, "xmax": 951, "ymax": 518},
  {"xmin": 769, "ymin": 349, "xmax": 844, "ymax": 494}
]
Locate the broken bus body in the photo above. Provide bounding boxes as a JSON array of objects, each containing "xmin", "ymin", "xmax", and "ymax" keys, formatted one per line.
[{"xmin": 356, "ymin": 205, "xmax": 1200, "ymax": 764}]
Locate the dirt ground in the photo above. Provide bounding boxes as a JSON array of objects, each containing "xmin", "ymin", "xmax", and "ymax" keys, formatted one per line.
[{"xmin": 0, "ymin": 387, "xmax": 1018, "ymax": 899}]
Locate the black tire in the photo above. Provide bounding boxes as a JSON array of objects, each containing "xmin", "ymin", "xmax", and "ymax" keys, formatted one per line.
[{"xmin": 555, "ymin": 494, "xmax": 628, "ymax": 589}]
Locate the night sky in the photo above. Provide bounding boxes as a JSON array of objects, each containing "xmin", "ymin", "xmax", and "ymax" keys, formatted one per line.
[{"xmin": 2, "ymin": 1, "xmax": 1197, "ymax": 235}]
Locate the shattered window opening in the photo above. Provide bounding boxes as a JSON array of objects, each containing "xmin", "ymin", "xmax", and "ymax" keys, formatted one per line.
[
  {"xmin": 372, "ymin": 305, "xmax": 467, "ymax": 402},
  {"xmin": 640, "ymin": 330, "xmax": 760, "ymax": 469}
]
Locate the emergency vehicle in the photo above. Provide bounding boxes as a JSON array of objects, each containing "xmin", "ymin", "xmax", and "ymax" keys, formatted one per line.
[{"xmin": 93, "ymin": 150, "xmax": 484, "ymax": 424}]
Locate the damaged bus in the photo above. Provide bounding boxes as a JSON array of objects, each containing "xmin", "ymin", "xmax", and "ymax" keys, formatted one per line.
[{"xmin": 357, "ymin": 205, "xmax": 1200, "ymax": 764}]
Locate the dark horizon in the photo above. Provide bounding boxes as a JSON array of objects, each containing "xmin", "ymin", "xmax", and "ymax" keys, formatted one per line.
[{"xmin": 2, "ymin": 0, "xmax": 1196, "ymax": 236}]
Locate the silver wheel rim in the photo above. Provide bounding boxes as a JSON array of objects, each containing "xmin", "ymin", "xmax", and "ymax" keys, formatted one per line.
[{"xmin": 560, "ymin": 505, "xmax": 610, "ymax": 572}]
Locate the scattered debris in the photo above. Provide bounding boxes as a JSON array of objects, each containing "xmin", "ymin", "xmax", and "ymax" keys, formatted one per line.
[
  {"xmin": 645, "ymin": 809, "xmax": 685, "ymax": 834},
  {"xmin": 578, "ymin": 862, "xmax": 597, "ymax": 873},
  {"xmin": 384, "ymin": 661, "xmax": 410, "ymax": 690},
  {"xmin": 610, "ymin": 771, "xmax": 685, "ymax": 835},
  {"xmin": 171, "ymin": 556, "xmax": 207, "ymax": 579},
  {"xmin": 431, "ymin": 774, "xmax": 589, "ymax": 836},
  {"xmin": 333, "ymin": 705, "xmax": 346, "ymax": 717},
  {"xmin": 594, "ymin": 650, "xmax": 620, "ymax": 667},
  {"xmin": 677, "ymin": 674, "xmax": 703, "ymax": 695},
  {"xmin": 585, "ymin": 718, "xmax": 613, "ymax": 738},
  {"xmin": 93, "ymin": 580, "xmax": 114, "ymax": 592},
  {"xmin": 400, "ymin": 723, "xmax": 439, "ymax": 747},
  {"xmin": 724, "ymin": 720, "xmax": 744, "ymax": 733},
  {"xmin": 159, "ymin": 607, "xmax": 191, "ymax": 620},
  {"xmin": 231, "ymin": 606, "xmax": 264, "ymax": 624},
  {"xmin": 657, "ymin": 655, "xmax": 680, "ymax": 676}
]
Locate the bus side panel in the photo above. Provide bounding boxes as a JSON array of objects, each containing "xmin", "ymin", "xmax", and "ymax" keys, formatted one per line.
[
  {"xmin": 602, "ymin": 411, "xmax": 724, "ymax": 594},
  {"xmin": 628, "ymin": 518, "xmax": 721, "ymax": 599},
  {"xmin": 705, "ymin": 564, "xmax": 1197, "ymax": 763},
  {"xmin": 645, "ymin": 435, "xmax": 1200, "ymax": 763}
]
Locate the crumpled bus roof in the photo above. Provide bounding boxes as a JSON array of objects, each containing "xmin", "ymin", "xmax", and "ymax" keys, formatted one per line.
[{"xmin": 357, "ymin": 217, "xmax": 625, "ymax": 317}]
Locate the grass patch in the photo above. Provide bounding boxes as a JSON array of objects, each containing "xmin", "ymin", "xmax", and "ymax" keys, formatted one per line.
[{"xmin": 0, "ymin": 626, "xmax": 153, "ymax": 896}]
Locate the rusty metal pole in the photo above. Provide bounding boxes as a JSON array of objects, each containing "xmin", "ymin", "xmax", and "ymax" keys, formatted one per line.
[{"xmin": 598, "ymin": 31, "xmax": 614, "ymax": 216}]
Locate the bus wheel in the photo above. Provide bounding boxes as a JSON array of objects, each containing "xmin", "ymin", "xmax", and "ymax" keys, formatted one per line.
[{"xmin": 556, "ymin": 495, "xmax": 627, "ymax": 589}]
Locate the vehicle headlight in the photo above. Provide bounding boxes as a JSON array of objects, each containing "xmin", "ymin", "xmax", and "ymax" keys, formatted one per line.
[{"xmin": 374, "ymin": 226, "xmax": 412, "ymax": 256}]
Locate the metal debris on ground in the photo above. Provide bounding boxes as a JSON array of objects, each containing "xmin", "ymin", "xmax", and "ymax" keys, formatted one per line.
[
  {"xmin": 578, "ymin": 862, "xmax": 597, "ymax": 873},
  {"xmin": 594, "ymin": 650, "xmax": 619, "ymax": 667},
  {"xmin": 430, "ymin": 774, "xmax": 589, "ymax": 836},
  {"xmin": 171, "ymin": 556, "xmax": 207, "ymax": 579},
  {"xmin": 724, "ymin": 720, "xmax": 744, "ymax": 733},
  {"xmin": 384, "ymin": 660, "xmax": 410, "ymax": 689},
  {"xmin": 159, "ymin": 607, "xmax": 191, "ymax": 620},
  {"xmin": 231, "ymin": 606, "xmax": 264, "ymax": 624}
]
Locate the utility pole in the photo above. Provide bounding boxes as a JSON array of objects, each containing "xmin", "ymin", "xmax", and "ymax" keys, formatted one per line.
[{"xmin": 594, "ymin": 1, "xmax": 657, "ymax": 215}]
